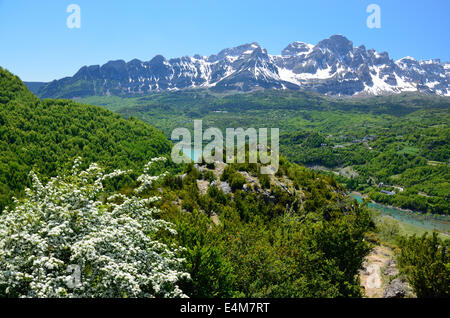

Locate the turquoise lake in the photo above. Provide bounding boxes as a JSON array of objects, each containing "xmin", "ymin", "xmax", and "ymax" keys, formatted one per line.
[{"xmin": 181, "ymin": 148, "xmax": 203, "ymax": 162}]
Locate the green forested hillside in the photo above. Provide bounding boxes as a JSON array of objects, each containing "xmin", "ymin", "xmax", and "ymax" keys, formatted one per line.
[
  {"xmin": 0, "ymin": 68, "xmax": 38, "ymax": 105},
  {"xmin": 0, "ymin": 67, "xmax": 172, "ymax": 212},
  {"xmin": 1, "ymin": 68, "xmax": 448, "ymax": 298},
  {"xmin": 0, "ymin": 68, "xmax": 376, "ymax": 297},
  {"xmin": 156, "ymin": 158, "xmax": 373, "ymax": 297}
]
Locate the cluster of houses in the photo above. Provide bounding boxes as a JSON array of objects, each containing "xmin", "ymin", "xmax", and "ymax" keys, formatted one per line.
[
  {"xmin": 378, "ymin": 182, "xmax": 404, "ymax": 196},
  {"xmin": 380, "ymin": 190, "xmax": 396, "ymax": 196},
  {"xmin": 352, "ymin": 135, "xmax": 376, "ymax": 144}
]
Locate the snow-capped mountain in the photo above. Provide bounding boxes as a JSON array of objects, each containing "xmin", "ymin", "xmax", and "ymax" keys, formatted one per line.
[{"xmin": 35, "ymin": 35, "xmax": 450, "ymax": 98}]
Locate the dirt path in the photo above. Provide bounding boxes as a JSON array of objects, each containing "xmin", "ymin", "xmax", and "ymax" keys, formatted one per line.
[{"xmin": 360, "ymin": 245, "xmax": 394, "ymax": 298}]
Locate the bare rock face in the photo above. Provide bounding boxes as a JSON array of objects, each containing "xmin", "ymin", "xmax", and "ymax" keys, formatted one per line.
[
  {"xmin": 212, "ymin": 161, "xmax": 228, "ymax": 179},
  {"xmin": 383, "ymin": 278, "xmax": 406, "ymax": 298},
  {"xmin": 196, "ymin": 180, "xmax": 210, "ymax": 195},
  {"xmin": 193, "ymin": 164, "xmax": 205, "ymax": 173},
  {"xmin": 383, "ymin": 259, "xmax": 399, "ymax": 277},
  {"xmin": 211, "ymin": 180, "xmax": 232, "ymax": 195},
  {"xmin": 239, "ymin": 171, "xmax": 260, "ymax": 188}
]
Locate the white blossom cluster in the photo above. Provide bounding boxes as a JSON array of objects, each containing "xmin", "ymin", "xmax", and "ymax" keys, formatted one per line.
[
  {"xmin": 135, "ymin": 157, "xmax": 168, "ymax": 194},
  {"xmin": 0, "ymin": 158, "xmax": 189, "ymax": 298}
]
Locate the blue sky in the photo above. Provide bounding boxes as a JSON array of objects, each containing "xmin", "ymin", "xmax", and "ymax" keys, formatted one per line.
[{"xmin": 0, "ymin": 0, "xmax": 449, "ymax": 82}]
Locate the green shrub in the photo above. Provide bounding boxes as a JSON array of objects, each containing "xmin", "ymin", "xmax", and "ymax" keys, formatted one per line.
[
  {"xmin": 230, "ymin": 173, "xmax": 246, "ymax": 191},
  {"xmin": 259, "ymin": 173, "xmax": 271, "ymax": 189},
  {"xmin": 377, "ymin": 218, "xmax": 401, "ymax": 243},
  {"xmin": 397, "ymin": 232, "xmax": 450, "ymax": 297},
  {"xmin": 221, "ymin": 165, "xmax": 236, "ymax": 182},
  {"xmin": 202, "ymin": 170, "xmax": 216, "ymax": 182}
]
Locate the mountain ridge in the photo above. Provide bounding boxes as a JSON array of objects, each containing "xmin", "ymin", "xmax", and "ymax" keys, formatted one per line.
[{"xmin": 32, "ymin": 35, "xmax": 450, "ymax": 98}]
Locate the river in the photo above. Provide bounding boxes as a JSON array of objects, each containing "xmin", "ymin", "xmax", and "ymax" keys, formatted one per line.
[
  {"xmin": 350, "ymin": 193, "xmax": 450, "ymax": 235},
  {"xmin": 179, "ymin": 151, "xmax": 450, "ymax": 235}
]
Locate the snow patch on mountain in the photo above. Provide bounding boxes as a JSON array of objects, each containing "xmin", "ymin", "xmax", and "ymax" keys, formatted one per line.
[{"xmin": 37, "ymin": 35, "xmax": 450, "ymax": 98}]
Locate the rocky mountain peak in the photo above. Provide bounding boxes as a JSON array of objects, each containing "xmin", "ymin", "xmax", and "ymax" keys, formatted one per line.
[
  {"xmin": 34, "ymin": 35, "xmax": 450, "ymax": 98},
  {"xmin": 282, "ymin": 41, "xmax": 314, "ymax": 56},
  {"xmin": 316, "ymin": 35, "xmax": 354, "ymax": 56}
]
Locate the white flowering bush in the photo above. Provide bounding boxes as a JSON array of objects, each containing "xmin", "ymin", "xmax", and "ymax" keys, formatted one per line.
[{"xmin": 0, "ymin": 158, "xmax": 189, "ymax": 298}]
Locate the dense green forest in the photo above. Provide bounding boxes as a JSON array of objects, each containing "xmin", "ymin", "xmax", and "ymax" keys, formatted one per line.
[
  {"xmin": 0, "ymin": 68, "xmax": 378, "ymax": 297},
  {"xmin": 81, "ymin": 90, "xmax": 450, "ymax": 214},
  {"xmin": 156, "ymin": 158, "xmax": 374, "ymax": 297},
  {"xmin": 0, "ymin": 67, "xmax": 172, "ymax": 212},
  {"xmin": 1, "ymin": 68, "xmax": 449, "ymax": 298}
]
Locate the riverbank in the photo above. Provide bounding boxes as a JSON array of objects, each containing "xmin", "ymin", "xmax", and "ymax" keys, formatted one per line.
[
  {"xmin": 350, "ymin": 191, "xmax": 415, "ymax": 214},
  {"xmin": 349, "ymin": 192, "xmax": 450, "ymax": 238}
]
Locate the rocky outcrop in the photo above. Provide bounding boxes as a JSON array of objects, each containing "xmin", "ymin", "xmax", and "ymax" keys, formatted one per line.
[
  {"xmin": 210, "ymin": 180, "xmax": 232, "ymax": 195},
  {"xmin": 196, "ymin": 180, "xmax": 210, "ymax": 195},
  {"xmin": 383, "ymin": 259, "xmax": 399, "ymax": 277},
  {"xmin": 383, "ymin": 278, "xmax": 407, "ymax": 298}
]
